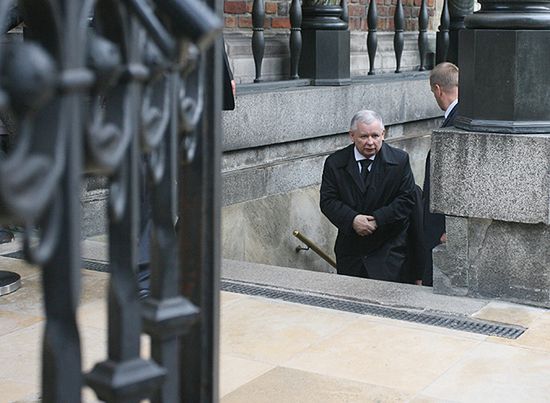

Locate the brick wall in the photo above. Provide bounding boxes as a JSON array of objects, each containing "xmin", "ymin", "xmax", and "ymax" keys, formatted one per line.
[
  {"xmin": 224, "ymin": 0, "xmax": 291, "ymax": 30},
  {"xmin": 223, "ymin": 0, "xmax": 435, "ymax": 31}
]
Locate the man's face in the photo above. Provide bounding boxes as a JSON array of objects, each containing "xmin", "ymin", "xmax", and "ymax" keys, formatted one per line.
[
  {"xmin": 350, "ymin": 121, "xmax": 385, "ymax": 158},
  {"xmin": 431, "ymin": 84, "xmax": 446, "ymax": 111}
]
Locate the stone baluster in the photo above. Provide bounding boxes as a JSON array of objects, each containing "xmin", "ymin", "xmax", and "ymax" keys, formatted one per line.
[
  {"xmin": 394, "ymin": 0, "xmax": 404, "ymax": 73},
  {"xmin": 417, "ymin": 0, "xmax": 428, "ymax": 70},
  {"xmin": 367, "ymin": 0, "xmax": 378, "ymax": 75},
  {"xmin": 252, "ymin": 0, "xmax": 265, "ymax": 82},
  {"xmin": 289, "ymin": 0, "xmax": 302, "ymax": 79},
  {"xmin": 436, "ymin": 0, "xmax": 450, "ymax": 64}
]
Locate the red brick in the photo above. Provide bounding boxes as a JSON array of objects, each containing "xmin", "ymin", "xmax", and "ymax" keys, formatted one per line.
[
  {"xmin": 405, "ymin": 19, "xmax": 418, "ymax": 30},
  {"xmin": 265, "ymin": 1, "xmax": 277, "ymax": 14},
  {"xmin": 238, "ymin": 16, "xmax": 252, "ymax": 28},
  {"xmin": 348, "ymin": 4, "xmax": 365, "ymax": 16},
  {"xmin": 224, "ymin": 1, "xmax": 247, "ymax": 13},
  {"xmin": 378, "ymin": 6, "xmax": 389, "ymax": 16},
  {"xmin": 264, "ymin": 17, "xmax": 272, "ymax": 28},
  {"xmin": 349, "ymin": 17, "xmax": 361, "ymax": 31},
  {"xmin": 386, "ymin": 18, "xmax": 395, "ymax": 30},
  {"xmin": 414, "ymin": 0, "xmax": 422, "ymax": 6},
  {"xmin": 271, "ymin": 17, "xmax": 290, "ymax": 28},
  {"xmin": 247, "ymin": 1, "xmax": 253, "ymax": 12},
  {"xmin": 224, "ymin": 15, "xmax": 237, "ymax": 28}
]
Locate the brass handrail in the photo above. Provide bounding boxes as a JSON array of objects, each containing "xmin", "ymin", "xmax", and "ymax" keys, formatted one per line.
[{"xmin": 293, "ymin": 230, "xmax": 337, "ymax": 269}]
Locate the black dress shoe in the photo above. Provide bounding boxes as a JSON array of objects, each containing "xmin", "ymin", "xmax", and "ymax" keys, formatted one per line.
[{"xmin": 0, "ymin": 228, "xmax": 14, "ymax": 244}]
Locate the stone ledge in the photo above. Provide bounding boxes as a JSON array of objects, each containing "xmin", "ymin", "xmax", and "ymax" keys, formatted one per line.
[
  {"xmin": 222, "ymin": 258, "xmax": 490, "ymax": 316},
  {"xmin": 431, "ymin": 129, "xmax": 550, "ymax": 224},
  {"xmin": 223, "ymin": 73, "xmax": 441, "ymax": 152}
]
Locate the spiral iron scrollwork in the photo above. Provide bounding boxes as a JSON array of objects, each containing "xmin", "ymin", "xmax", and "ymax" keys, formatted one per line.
[{"xmin": 0, "ymin": 0, "xmax": 222, "ymax": 401}]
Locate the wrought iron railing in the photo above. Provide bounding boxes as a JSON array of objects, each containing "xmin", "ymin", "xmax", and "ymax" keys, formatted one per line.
[{"xmin": 0, "ymin": 0, "xmax": 222, "ymax": 401}]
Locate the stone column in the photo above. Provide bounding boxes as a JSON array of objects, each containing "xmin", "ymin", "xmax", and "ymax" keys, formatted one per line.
[
  {"xmin": 298, "ymin": 0, "xmax": 350, "ymax": 85},
  {"xmin": 430, "ymin": 0, "xmax": 550, "ymax": 307}
]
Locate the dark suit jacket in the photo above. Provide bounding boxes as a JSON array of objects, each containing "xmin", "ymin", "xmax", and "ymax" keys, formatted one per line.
[
  {"xmin": 422, "ymin": 102, "xmax": 458, "ymax": 284},
  {"xmin": 320, "ymin": 142, "xmax": 415, "ymax": 281}
]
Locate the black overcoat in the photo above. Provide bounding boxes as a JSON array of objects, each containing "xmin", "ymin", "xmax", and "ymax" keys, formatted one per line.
[{"xmin": 320, "ymin": 142, "xmax": 415, "ymax": 281}]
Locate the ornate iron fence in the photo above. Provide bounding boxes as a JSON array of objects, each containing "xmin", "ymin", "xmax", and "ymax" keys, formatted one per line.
[{"xmin": 0, "ymin": 0, "xmax": 222, "ymax": 401}]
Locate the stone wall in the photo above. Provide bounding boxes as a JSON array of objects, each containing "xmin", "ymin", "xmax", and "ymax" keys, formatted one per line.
[{"xmin": 221, "ymin": 72, "xmax": 442, "ymax": 269}]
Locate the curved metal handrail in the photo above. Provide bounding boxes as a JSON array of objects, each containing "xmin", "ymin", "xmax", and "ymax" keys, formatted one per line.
[{"xmin": 293, "ymin": 230, "xmax": 337, "ymax": 269}]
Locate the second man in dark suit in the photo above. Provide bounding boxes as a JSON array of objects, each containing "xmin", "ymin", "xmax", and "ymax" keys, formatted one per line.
[{"xmin": 422, "ymin": 62, "xmax": 459, "ymax": 286}]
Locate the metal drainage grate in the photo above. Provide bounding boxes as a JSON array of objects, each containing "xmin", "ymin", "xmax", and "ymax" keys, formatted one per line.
[
  {"xmin": 221, "ymin": 279, "xmax": 526, "ymax": 339},
  {"xmin": 2, "ymin": 250, "xmax": 109, "ymax": 272}
]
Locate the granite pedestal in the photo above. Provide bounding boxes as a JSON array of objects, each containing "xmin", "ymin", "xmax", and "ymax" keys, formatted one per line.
[{"xmin": 430, "ymin": 128, "xmax": 550, "ymax": 307}]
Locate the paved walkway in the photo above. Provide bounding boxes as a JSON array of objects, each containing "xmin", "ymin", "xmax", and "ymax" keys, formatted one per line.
[{"xmin": 1, "ymin": 238, "xmax": 550, "ymax": 402}]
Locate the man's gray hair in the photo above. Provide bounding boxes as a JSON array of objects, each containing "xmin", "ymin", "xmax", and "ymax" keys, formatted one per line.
[{"xmin": 350, "ymin": 110, "xmax": 385, "ymax": 132}]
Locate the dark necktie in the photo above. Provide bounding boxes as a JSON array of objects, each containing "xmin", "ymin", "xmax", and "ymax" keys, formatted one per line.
[{"xmin": 360, "ymin": 159, "xmax": 372, "ymax": 183}]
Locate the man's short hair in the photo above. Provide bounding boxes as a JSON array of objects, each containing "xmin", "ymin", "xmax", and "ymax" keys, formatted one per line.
[
  {"xmin": 350, "ymin": 110, "xmax": 385, "ymax": 132},
  {"xmin": 429, "ymin": 62, "xmax": 458, "ymax": 91}
]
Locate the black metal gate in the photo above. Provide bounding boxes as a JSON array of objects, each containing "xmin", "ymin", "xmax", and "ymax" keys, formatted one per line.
[{"xmin": 0, "ymin": 0, "xmax": 222, "ymax": 401}]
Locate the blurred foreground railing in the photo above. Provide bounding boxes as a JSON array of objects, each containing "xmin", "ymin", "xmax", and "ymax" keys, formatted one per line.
[{"xmin": 0, "ymin": 0, "xmax": 222, "ymax": 401}]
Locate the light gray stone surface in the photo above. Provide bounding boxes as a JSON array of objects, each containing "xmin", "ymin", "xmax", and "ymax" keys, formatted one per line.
[
  {"xmin": 81, "ymin": 184, "xmax": 108, "ymax": 238},
  {"xmin": 222, "ymin": 186, "xmax": 337, "ymax": 273},
  {"xmin": 433, "ymin": 217, "xmax": 550, "ymax": 308},
  {"xmin": 223, "ymin": 73, "xmax": 441, "ymax": 152},
  {"xmin": 433, "ymin": 217, "xmax": 469, "ymax": 296},
  {"xmin": 431, "ymin": 129, "xmax": 550, "ymax": 224},
  {"xmin": 222, "ymin": 258, "xmax": 490, "ymax": 316},
  {"xmin": 223, "ymin": 119, "xmax": 439, "ymax": 206}
]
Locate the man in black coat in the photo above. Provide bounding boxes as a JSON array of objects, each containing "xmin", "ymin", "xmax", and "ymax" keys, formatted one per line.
[
  {"xmin": 422, "ymin": 62, "xmax": 459, "ymax": 286},
  {"xmin": 320, "ymin": 110, "xmax": 416, "ymax": 282}
]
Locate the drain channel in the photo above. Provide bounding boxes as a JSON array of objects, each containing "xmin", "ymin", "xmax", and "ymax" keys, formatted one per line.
[{"xmin": 221, "ymin": 279, "xmax": 526, "ymax": 339}]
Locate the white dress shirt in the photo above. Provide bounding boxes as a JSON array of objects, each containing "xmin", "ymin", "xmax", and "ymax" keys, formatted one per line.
[
  {"xmin": 445, "ymin": 99, "xmax": 458, "ymax": 119},
  {"xmin": 354, "ymin": 147, "xmax": 375, "ymax": 173}
]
